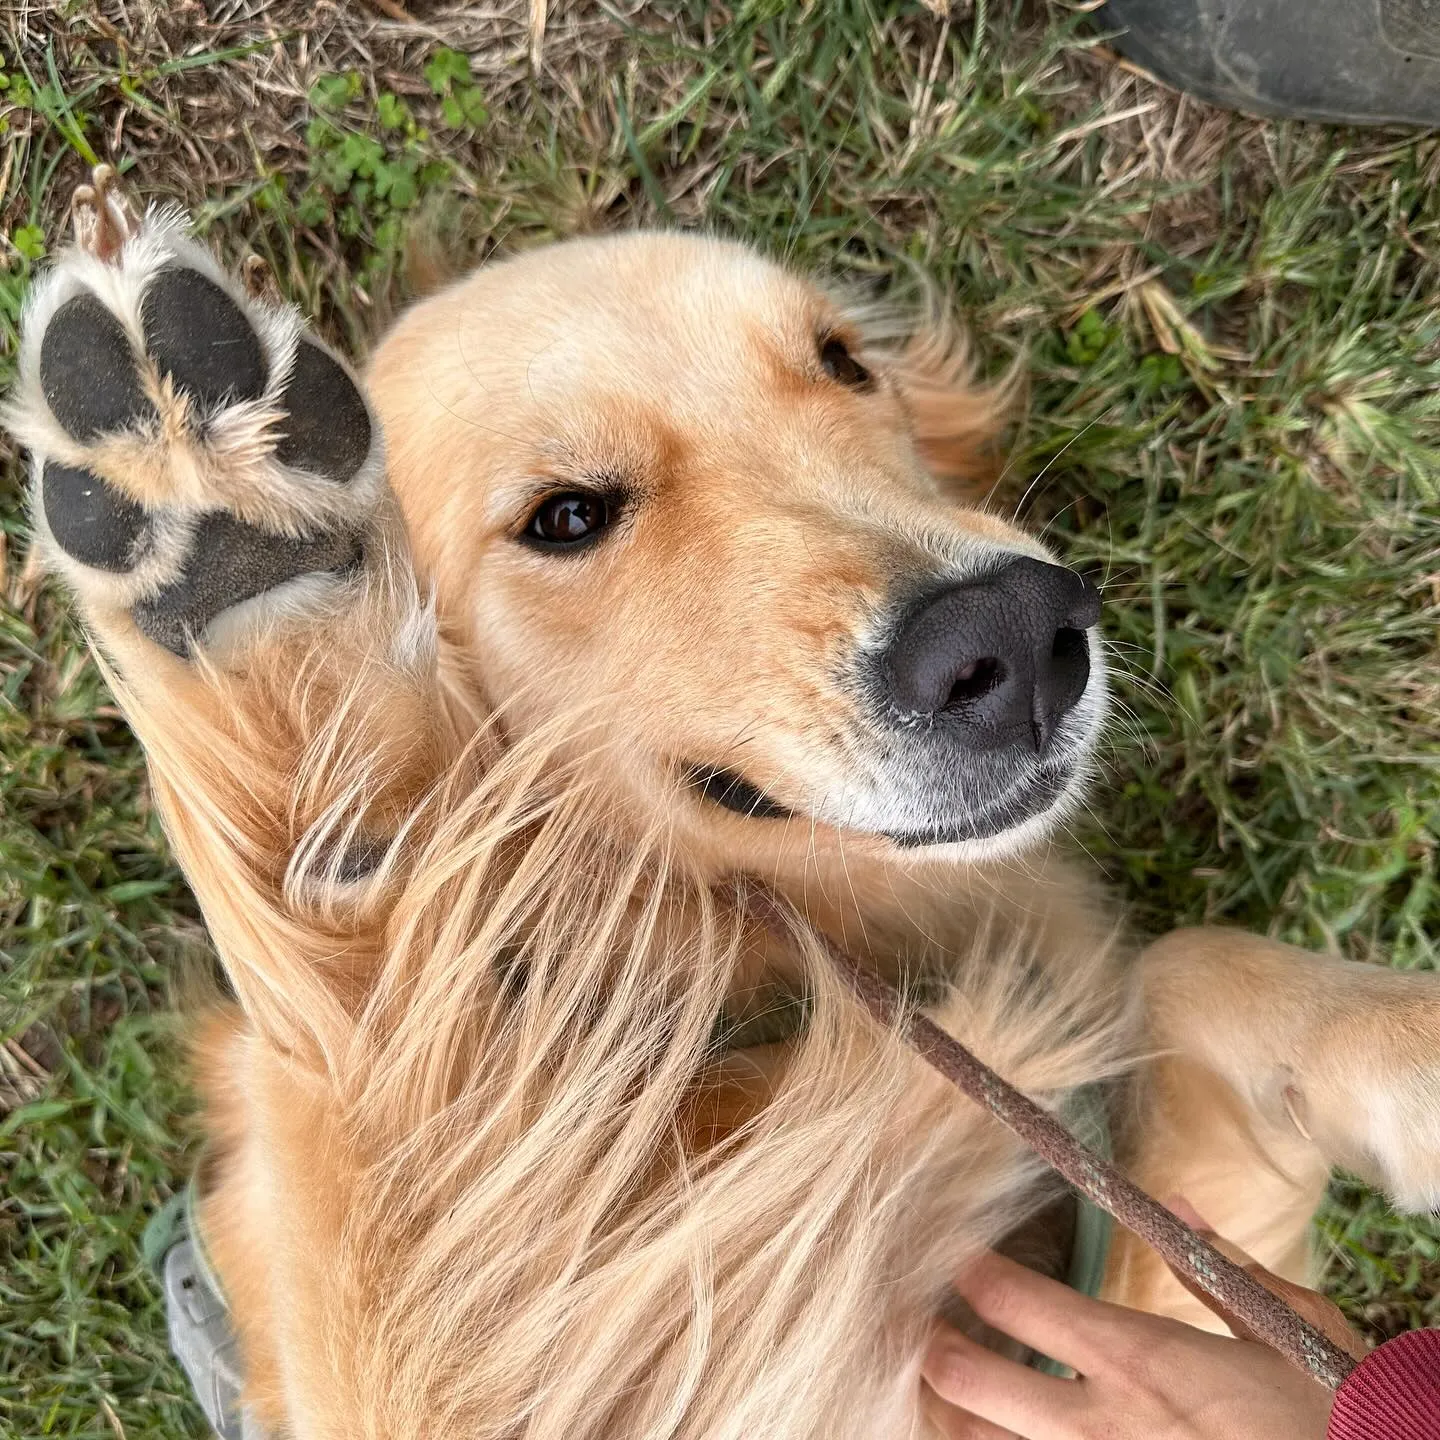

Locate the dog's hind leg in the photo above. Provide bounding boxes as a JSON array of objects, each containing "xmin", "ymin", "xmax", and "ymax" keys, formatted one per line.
[{"xmin": 7, "ymin": 169, "xmax": 464, "ymax": 1055}]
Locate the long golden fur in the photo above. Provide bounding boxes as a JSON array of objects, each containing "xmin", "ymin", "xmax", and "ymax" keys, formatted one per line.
[{"xmin": 14, "ymin": 192, "xmax": 1440, "ymax": 1438}]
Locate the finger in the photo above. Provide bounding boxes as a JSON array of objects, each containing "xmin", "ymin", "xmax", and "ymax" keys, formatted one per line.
[
  {"xmin": 1165, "ymin": 1250, "xmax": 1368, "ymax": 1360},
  {"xmin": 925, "ymin": 1391, "xmax": 1022, "ymax": 1440},
  {"xmin": 1167, "ymin": 1196, "xmax": 1214, "ymax": 1231},
  {"xmin": 1162, "ymin": 1200, "xmax": 1368, "ymax": 1362},
  {"xmin": 924, "ymin": 1325, "xmax": 1076, "ymax": 1439},
  {"xmin": 1164, "ymin": 1196, "xmax": 1285, "ymax": 1340},
  {"xmin": 952, "ymin": 1251, "xmax": 1142, "ymax": 1374}
]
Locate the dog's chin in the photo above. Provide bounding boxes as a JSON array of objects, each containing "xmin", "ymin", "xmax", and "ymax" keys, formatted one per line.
[
  {"xmin": 872, "ymin": 763, "xmax": 1089, "ymax": 865},
  {"xmin": 879, "ymin": 762, "xmax": 1078, "ymax": 849}
]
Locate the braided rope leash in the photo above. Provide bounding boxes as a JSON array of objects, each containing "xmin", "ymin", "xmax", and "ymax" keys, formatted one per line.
[{"xmin": 745, "ymin": 889, "xmax": 1357, "ymax": 1391}]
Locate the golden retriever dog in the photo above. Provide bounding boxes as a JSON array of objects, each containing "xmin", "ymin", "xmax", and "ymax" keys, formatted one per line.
[{"xmin": 11, "ymin": 172, "xmax": 1440, "ymax": 1438}]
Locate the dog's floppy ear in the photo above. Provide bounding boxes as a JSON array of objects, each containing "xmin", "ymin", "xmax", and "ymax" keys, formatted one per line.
[{"xmin": 890, "ymin": 314, "xmax": 1018, "ymax": 498}]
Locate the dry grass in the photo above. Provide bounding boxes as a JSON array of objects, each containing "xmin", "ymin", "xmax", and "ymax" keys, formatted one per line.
[{"xmin": 3, "ymin": 1, "xmax": 1440, "ymax": 1433}]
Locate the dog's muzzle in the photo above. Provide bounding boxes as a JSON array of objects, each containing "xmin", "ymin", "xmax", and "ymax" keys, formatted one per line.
[{"xmin": 683, "ymin": 556, "xmax": 1104, "ymax": 849}]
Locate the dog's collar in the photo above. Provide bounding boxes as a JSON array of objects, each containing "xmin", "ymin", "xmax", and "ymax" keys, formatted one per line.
[{"xmin": 1031, "ymin": 1081, "xmax": 1114, "ymax": 1370}]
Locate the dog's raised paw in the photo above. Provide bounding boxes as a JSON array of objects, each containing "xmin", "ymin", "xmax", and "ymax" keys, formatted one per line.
[{"xmin": 10, "ymin": 169, "xmax": 385, "ymax": 659}]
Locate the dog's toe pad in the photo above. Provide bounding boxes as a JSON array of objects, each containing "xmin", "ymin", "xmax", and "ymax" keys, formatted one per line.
[
  {"xmin": 40, "ymin": 295, "xmax": 157, "ymax": 440},
  {"xmin": 140, "ymin": 269, "xmax": 267, "ymax": 411},
  {"xmin": 42, "ymin": 460, "xmax": 154, "ymax": 572},
  {"xmin": 275, "ymin": 340, "xmax": 372, "ymax": 484}
]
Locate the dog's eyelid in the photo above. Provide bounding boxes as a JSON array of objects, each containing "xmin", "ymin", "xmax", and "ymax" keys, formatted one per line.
[
  {"xmin": 816, "ymin": 324, "xmax": 856, "ymax": 354},
  {"xmin": 515, "ymin": 470, "xmax": 629, "ymax": 502},
  {"xmin": 505, "ymin": 474, "xmax": 629, "ymax": 527}
]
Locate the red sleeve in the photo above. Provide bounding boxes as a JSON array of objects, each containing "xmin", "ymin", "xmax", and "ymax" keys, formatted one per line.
[{"xmin": 1328, "ymin": 1328, "xmax": 1440, "ymax": 1439}]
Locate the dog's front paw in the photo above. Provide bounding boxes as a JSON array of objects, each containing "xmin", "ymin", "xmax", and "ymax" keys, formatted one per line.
[
  {"xmin": 1349, "ymin": 1061, "xmax": 1440, "ymax": 1214},
  {"xmin": 1297, "ymin": 972, "xmax": 1440, "ymax": 1215},
  {"xmin": 8, "ymin": 166, "xmax": 385, "ymax": 659}
]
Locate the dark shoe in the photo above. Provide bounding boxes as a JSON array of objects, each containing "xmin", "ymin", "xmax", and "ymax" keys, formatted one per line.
[{"xmin": 1101, "ymin": 0, "xmax": 1440, "ymax": 126}]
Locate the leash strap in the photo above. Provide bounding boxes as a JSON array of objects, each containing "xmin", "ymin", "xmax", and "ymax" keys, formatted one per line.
[{"xmin": 745, "ymin": 887, "xmax": 1358, "ymax": 1391}]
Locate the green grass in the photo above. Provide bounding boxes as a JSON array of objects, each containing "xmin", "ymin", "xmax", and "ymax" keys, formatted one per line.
[{"xmin": 3, "ymin": 1, "xmax": 1440, "ymax": 1432}]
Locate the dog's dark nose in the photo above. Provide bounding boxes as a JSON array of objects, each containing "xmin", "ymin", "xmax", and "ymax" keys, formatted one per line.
[{"xmin": 883, "ymin": 557, "xmax": 1100, "ymax": 754}]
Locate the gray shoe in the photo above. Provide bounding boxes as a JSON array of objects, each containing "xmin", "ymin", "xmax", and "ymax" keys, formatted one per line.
[{"xmin": 1102, "ymin": 0, "xmax": 1440, "ymax": 126}]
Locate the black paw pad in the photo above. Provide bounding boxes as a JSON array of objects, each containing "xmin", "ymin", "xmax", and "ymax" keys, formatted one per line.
[
  {"xmin": 274, "ymin": 340, "xmax": 372, "ymax": 485},
  {"xmin": 40, "ymin": 295, "xmax": 157, "ymax": 441},
  {"xmin": 132, "ymin": 511, "xmax": 361, "ymax": 657},
  {"xmin": 42, "ymin": 461, "xmax": 153, "ymax": 572},
  {"xmin": 140, "ymin": 269, "xmax": 266, "ymax": 412}
]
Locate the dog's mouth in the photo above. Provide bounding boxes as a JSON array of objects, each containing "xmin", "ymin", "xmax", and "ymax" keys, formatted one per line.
[
  {"xmin": 682, "ymin": 763, "xmax": 796, "ymax": 821},
  {"xmin": 680, "ymin": 757, "xmax": 1080, "ymax": 848}
]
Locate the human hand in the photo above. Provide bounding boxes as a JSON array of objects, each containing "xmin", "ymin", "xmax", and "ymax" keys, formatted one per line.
[{"xmin": 923, "ymin": 1209, "xmax": 1367, "ymax": 1440}]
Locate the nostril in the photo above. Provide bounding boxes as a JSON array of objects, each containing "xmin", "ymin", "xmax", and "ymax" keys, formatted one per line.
[
  {"xmin": 944, "ymin": 656, "xmax": 1005, "ymax": 711},
  {"xmin": 1051, "ymin": 627, "xmax": 1088, "ymax": 665},
  {"xmin": 1033, "ymin": 624, "xmax": 1093, "ymax": 752}
]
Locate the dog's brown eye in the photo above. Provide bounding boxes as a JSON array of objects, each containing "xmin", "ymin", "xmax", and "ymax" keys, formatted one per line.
[
  {"xmin": 820, "ymin": 336, "xmax": 871, "ymax": 389},
  {"xmin": 525, "ymin": 492, "xmax": 611, "ymax": 548}
]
